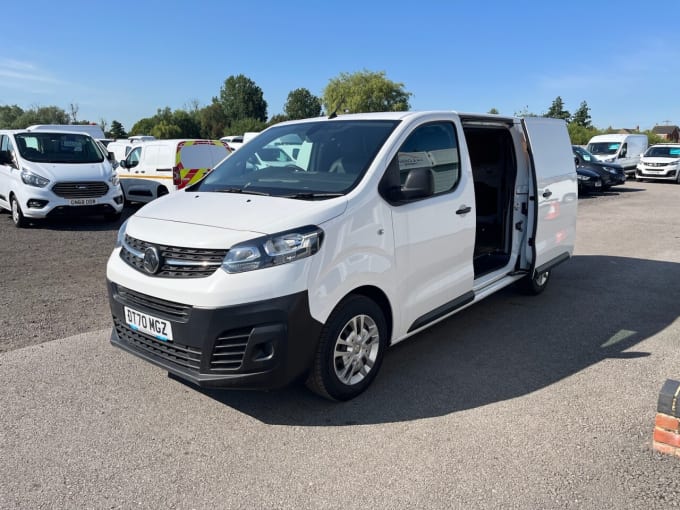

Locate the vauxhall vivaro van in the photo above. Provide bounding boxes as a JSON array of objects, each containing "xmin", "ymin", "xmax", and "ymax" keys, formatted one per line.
[
  {"xmin": 116, "ymin": 139, "xmax": 230, "ymax": 203},
  {"xmin": 107, "ymin": 111, "xmax": 577, "ymax": 400},
  {"xmin": 0, "ymin": 129, "xmax": 123, "ymax": 227}
]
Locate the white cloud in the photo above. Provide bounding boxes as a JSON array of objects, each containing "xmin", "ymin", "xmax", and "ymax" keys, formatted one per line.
[{"xmin": 0, "ymin": 58, "xmax": 63, "ymax": 89}]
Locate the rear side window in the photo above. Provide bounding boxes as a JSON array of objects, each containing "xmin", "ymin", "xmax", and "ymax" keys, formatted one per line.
[{"xmin": 397, "ymin": 122, "xmax": 460, "ymax": 194}]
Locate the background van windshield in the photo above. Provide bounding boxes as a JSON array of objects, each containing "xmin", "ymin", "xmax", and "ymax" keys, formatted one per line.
[
  {"xmin": 645, "ymin": 146, "xmax": 680, "ymax": 158},
  {"xmin": 193, "ymin": 120, "xmax": 399, "ymax": 197},
  {"xmin": 15, "ymin": 132, "xmax": 104, "ymax": 164},
  {"xmin": 588, "ymin": 142, "xmax": 620, "ymax": 155}
]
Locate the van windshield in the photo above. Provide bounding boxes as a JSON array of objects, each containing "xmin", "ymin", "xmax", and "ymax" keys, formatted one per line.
[
  {"xmin": 15, "ymin": 133, "xmax": 104, "ymax": 164},
  {"xmin": 644, "ymin": 146, "xmax": 680, "ymax": 158},
  {"xmin": 192, "ymin": 119, "xmax": 400, "ymax": 198},
  {"xmin": 588, "ymin": 142, "xmax": 620, "ymax": 155}
]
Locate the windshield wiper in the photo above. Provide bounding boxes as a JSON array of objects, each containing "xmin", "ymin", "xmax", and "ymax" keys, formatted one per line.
[
  {"xmin": 281, "ymin": 192, "xmax": 345, "ymax": 200},
  {"xmin": 215, "ymin": 187, "xmax": 270, "ymax": 196}
]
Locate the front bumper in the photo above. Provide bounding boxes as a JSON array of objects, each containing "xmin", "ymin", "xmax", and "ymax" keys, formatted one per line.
[
  {"xmin": 108, "ymin": 281, "xmax": 323, "ymax": 389},
  {"xmin": 636, "ymin": 167, "xmax": 678, "ymax": 181},
  {"xmin": 19, "ymin": 185, "xmax": 124, "ymax": 219}
]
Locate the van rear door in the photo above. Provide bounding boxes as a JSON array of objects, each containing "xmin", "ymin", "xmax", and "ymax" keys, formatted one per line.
[{"xmin": 521, "ymin": 117, "xmax": 577, "ymax": 273}]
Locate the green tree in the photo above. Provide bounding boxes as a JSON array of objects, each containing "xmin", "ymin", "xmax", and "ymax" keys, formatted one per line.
[
  {"xmin": 199, "ymin": 100, "xmax": 230, "ymax": 139},
  {"xmin": 284, "ymin": 88, "xmax": 322, "ymax": 120},
  {"xmin": 109, "ymin": 120, "xmax": 127, "ymax": 139},
  {"xmin": 567, "ymin": 123, "xmax": 599, "ymax": 145},
  {"xmin": 219, "ymin": 74, "xmax": 267, "ymax": 123},
  {"xmin": 488, "ymin": 107, "xmax": 500, "ymax": 115},
  {"xmin": 267, "ymin": 114, "xmax": 289, "ymax": 127},
  {"xmin": 571, "ymin": 101, "xmax": 592, "ymax": 128},
  {"xmin": 322, "ymin": 70, "xmax": 411, "ymax": 114},
  {"xmin": 12, "ymin": 106, "xmax": 70, "ymax": 128},
  {"xmin": 129, "ymin": 117, "xmax": 156, "ymax": 136},
  {"xmin": 229, "ymin": 117, "xmax": 266, "ymax": 137},
  {"xmin": 151, "ymin": 121, "xmax": 182, "ymax": 140},
  {"xmin": 545, "ymin": 96, "xmax": 571, "ymax": 121},
  {"xmin": 171, "ymin": 109, "xmax": 201, "ymax": 138},
  {"xmin": 0, "ymin": 105, "xmax": 25, "ymax": 128},
  {"xmin": 514, "ymin": 105, "xmax": 538, "ymax": 117}
]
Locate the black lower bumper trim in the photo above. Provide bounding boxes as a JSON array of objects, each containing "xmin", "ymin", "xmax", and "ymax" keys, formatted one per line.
[{"xmin": 108, "ymin": 282, "xmax": 323, "ymax": 389}]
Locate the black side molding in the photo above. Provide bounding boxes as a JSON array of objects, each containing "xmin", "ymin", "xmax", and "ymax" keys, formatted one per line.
[
  {"xmin": 408, "ymin": 291, "xmax": 475, "ymax": 333},
  {"xmin": 535, "ymin": 252, "xmax": 571, "ymax": 275}
]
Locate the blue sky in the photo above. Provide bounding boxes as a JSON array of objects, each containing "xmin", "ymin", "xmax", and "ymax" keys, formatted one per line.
[{"xmin": 1, "ymin": 0, "xmax": 677, "ymax": 133}]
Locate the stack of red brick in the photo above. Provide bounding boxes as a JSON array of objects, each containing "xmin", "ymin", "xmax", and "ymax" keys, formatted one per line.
[{"xmin": 653, "ymin": 379, "xmax": 680, "ymax": 458}]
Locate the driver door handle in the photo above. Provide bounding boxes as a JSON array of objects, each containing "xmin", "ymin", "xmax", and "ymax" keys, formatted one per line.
[
  {"xmin": 543, "ymin": 190, "xmax": 552, "ymax": 198},
  {"xmin": 456, "ymin": 205, "xmax": 472, "ymax": 215}
]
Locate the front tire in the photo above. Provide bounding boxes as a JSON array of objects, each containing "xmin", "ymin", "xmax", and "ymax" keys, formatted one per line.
[
  {"xmin": 10, "ymin": 196, "xmax": 27, "ymax": 228},
  {"xmin": 517, "ymin": 269, "xmax": 551, "ymax": 295},
  {"xmin": 306, "ymin": 295, "xmax": 387, "ymax": 401}
]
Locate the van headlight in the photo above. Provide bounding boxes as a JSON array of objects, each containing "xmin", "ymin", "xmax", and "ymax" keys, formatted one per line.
[
  {"xmin": 21, "ymin": 170, "xmax": 50, "ymax": 188},
  {"xmin": 115, "ymin": 219, "xmax": 129, "ymax": 248},
  {"xmin": 222, "ymin": 225, "xmax": 324, "ymax": 273},
  {"xmin": 110, "ymin": 173, "xmax": 120, "ymax": 186}
]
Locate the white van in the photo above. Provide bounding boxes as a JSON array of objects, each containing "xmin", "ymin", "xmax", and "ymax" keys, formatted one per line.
[
  {"xmin": 586, "ymin": 133, "xmax": 648, "ymax": 174},
  {"xmin": 219, "ymin": 135, "xmax": 244, "ymax": 151},
  {"xmin": 116, "ymin": 139, "xmax": 230, "ymax": 203},
  {"xmin": 635, "ymin": 143, "xmax": 680, "ymax": 183},
  {"xmin": 27, "ymin": 123, "xmax": 106, "ymax": 141},
  {"xmin": 106, "ymin": 111, "xmax": 577, "ymax": 400},
  {"xmin": 0, "ymin": 130, "xmax": 123, "ymax": 227}
]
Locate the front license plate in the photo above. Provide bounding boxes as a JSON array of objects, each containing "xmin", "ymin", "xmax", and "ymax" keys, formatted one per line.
[
  {"xmin": 70, "ymin": 198, "xmax": 97, "ymax": 206},
  {"xmin": 124, "ymin": 306, "xmax": 174, "ymax": 341}
]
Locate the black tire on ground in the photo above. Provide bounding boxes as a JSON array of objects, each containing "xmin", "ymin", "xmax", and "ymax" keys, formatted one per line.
[
  {"xmin": 10, "ymin": 195, "xmax": 27, "ymax": 228},
  {"xmin": 516, "ymin": 269, "xmax": 551, "ymax": 296},
  {"xmin": 306, "ymin": 295, "xmax": 388, "ymax": 401}
]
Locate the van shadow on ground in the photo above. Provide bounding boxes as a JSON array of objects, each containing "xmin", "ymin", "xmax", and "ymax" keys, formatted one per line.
[
  {"xmin": 177, "ymin": 255, "xmax": 680, "ymax": 426},
  {"xmin": 0, "ymin": 203, "xmax": 141, "ymax": 231}
]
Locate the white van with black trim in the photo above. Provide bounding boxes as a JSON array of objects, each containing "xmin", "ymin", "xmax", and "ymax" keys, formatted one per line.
[
  {"xmin": 0, "ymin": 129, "xmax": 123, "ymax": 227},
  {"xmin": 106, "ymin": 111, "xmax": 577, "ymax": 401},
  {"xmin": 116, "ymin": 139, "xmax": 230, "ymax": 203}
]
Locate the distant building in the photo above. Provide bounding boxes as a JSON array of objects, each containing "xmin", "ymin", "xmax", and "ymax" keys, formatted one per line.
[{"xmin": 652, "ymin": 125, "xmax": 680, "ymax": 142}]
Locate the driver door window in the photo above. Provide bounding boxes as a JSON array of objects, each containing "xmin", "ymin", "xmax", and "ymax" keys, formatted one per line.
[
  {"xmin": 397, "ymin": 122, "xmax": 460, "ymax": 194},
  {"xmin": 126, "ymin": 147, "xmax": 141, "ymax": 167}
]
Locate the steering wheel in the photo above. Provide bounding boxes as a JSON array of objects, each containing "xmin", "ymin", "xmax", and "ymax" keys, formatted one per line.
[
  {"xmin": 328, "ymin": 158, "xmax": 346, "ymax": 174},
  {"xmin": 283, "ymin": 164, "xmax": 305, "ymax": 172}
]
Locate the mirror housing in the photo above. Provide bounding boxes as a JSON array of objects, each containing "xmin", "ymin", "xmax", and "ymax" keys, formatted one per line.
[
  {"xmin": 107, "ymin": 151, "xmax": 114, "ymax": 161},
  {"xmin": 399, "ymin": 167, "xmax": 435, "ymax": 200},
  {"xmin": 119, "ymin": 160, "xmax": 127, "ymax": 168},
  {"xmin": 0, "ymin": 150, "xmax": 13, "ymax": 166}
]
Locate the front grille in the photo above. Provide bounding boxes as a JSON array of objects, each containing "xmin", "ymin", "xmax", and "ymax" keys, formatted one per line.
[
  {"xmin": 209, "ymin": 328, "xmax": 251, "ymax": 372},
  {"xmin": 114, "ymin": 317, "xmax": 201, "ymax": 370},
  {"xmin": 121, "ymin": 234, "xmax": 227, "ymax": 278},
  {"xmin": 645, "ymin": 162, "xmax": 666, "ymax": 168},
  {"xmin": 52, "ymin": 181, "xmax": 109, "ymax": 198},
  {"xmin": 114, "ymin": 284, "xmax": 191, "ymax": 322}
]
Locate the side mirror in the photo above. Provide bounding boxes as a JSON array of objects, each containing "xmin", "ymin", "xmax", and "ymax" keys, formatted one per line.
[
  {"xmin": 107, "ymin": 151, "xmax": 114, "ymax": 161},
  {"xmin": 118, "ymin": 159, "xmax": 127, "ymax": 168},
  {"xmin": 574, "ymin": 156, "xmax": 580, "ymax": 166},
  {"xmin": 399, "ymin": 167, "xmax": 435, "ymax": 200},
  {"xmin": 0, "ymin": 150, "xmax": 13, "ymax": 166}
]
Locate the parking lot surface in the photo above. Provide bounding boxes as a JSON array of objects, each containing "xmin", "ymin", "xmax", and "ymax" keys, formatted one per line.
[{"xmin": 1, "ymin": 183, "xmax": 680, "ymax": 509}]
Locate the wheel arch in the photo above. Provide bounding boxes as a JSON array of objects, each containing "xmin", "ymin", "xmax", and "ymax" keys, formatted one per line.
[{"xmin": 339, "ymin": 285, "xmax": 394, "ymax": 344}]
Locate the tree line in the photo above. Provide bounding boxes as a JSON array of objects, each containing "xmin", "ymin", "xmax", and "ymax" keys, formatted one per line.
[
  {"xmin": 0, "ymin": 74, "xmax": 664, "ymax": 145},
  {"xmin": 497, "ymin": 96, "xmax": 665, "ymax": 145}
]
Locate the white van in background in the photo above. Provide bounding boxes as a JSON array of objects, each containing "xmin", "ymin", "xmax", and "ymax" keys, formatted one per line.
[
  {"xmin": 0, "ymin": 129, "xmax": 123, "ymax": 227},
  {"xmin": 586, "ymin": 134, "xmax": 648, "ymax": 175},
  {"xmin": 117, "ymin": 139, "xmax": 230, "ymax": 203},
  {"xmin": 220, "ymin": 135, "xmax": 244, "ymax": 151}
]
